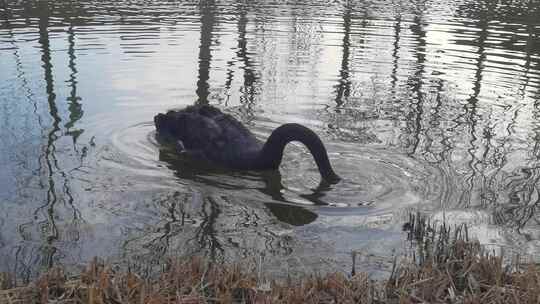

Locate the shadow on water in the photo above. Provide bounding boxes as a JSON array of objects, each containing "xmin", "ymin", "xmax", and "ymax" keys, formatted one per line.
[
  {"xmin": 264, "ymin": 203, "xmax": 318, "ymax": 226},
  {"xmin": 157, "ymin": 144, "xmax": 322, "ymax": 226}
]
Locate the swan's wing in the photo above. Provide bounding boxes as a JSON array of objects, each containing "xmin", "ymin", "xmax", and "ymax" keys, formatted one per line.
[
  {"xmin": 157, "ymin": 105, "xmax": 262, "ymax": 166},
  {"xmin": 180, "ymin": 113, "xmax": 223, "ymax": 150}
]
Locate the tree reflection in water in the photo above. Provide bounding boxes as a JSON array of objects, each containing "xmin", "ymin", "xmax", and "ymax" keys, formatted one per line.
[
  {"xmin": 122, "ymin": 190, "xmax": 296, "ymax": 275},
  {"xmin": 9, "ymin": 1, "xmax": 89, "ymax": 284}
]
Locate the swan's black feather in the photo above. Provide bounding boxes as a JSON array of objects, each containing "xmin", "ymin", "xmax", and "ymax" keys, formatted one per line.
[
  {"xmin": 154, "ymin": 104, "xmax": 340, "ymax": 182},
  {"xmin": 154, "ymin": 105, "xmax": 261, "ymax": 167}
]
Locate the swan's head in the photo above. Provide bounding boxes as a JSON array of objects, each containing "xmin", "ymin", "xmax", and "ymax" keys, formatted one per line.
[{"xmin": 154, "ymin": 111, "xmax": 180, "ymax": 138}]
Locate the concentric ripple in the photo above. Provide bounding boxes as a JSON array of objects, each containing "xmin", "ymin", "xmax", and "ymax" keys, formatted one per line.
[{"xmin": 93, "ymin": 112, "xmax": 452, "ymax": 218}]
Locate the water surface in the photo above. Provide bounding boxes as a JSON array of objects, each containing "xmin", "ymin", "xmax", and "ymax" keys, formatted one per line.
[{"xmin": 1, "ymin": 0, "xmax": 540, "ymax": 281}]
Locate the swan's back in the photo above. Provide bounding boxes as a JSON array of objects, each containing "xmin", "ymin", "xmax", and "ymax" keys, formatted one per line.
[{"xmin": 154, "ymin": 105, "xmax": 261, "ymax": 166}]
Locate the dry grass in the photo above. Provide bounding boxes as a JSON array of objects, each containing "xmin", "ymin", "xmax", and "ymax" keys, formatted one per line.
[{"xmin": 2, "ymin": 213, "xmax": 540, "ymax": 303}]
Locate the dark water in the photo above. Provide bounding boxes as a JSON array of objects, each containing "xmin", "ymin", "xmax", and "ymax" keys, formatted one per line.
[{"xmin": 1, "ymin": 0, "xmax": 540, "ymax": 281}]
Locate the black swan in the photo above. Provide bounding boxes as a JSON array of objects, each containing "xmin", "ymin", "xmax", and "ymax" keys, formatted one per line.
[{"xmin": 154, "ymin": 104, "xmax": 340, "ymax": 183}]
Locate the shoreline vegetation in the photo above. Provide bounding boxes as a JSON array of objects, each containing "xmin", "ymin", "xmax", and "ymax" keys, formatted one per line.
[{"xmin": 2, "ymin": 213, "xmax": 539, "ymax": 304}]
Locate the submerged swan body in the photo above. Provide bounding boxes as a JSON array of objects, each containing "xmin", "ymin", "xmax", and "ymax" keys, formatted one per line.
[{"xmin": 154, "ymin": 105, "xmax": 340, "ymax": 183}]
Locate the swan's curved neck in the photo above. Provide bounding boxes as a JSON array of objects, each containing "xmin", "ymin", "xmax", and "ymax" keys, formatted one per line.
[{"xmin": 256, "ymin": 123, "xmax": 340, "ymax": 182}]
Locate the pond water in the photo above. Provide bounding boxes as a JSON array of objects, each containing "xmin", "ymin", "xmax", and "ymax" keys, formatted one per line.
[{"xmin": 1, "ymin": 0, "xmax": 540, "ymax": 282}]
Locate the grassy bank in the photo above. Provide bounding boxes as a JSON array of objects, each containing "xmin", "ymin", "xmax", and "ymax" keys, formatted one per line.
[{"xmin": 2, "ymin": 214, "xmax": 539, "ymax": 303}]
